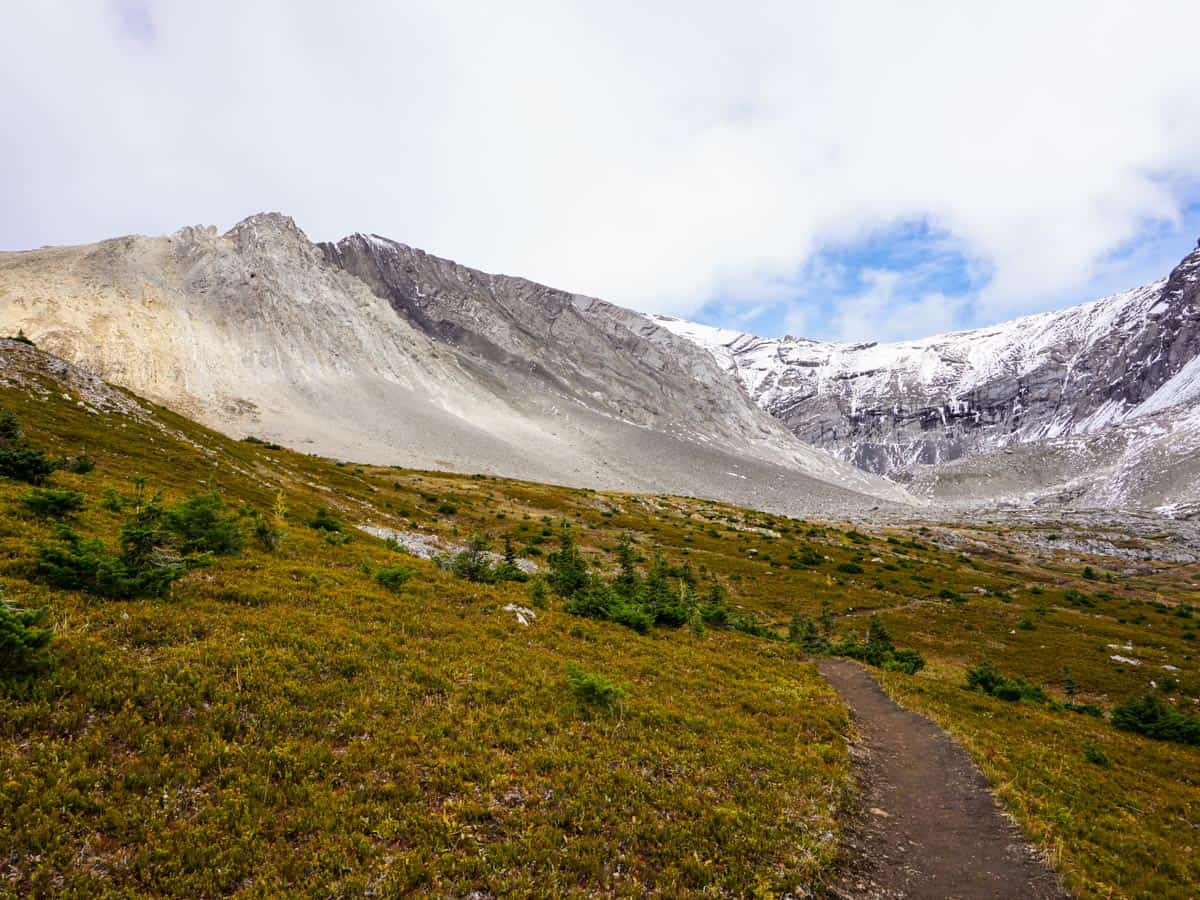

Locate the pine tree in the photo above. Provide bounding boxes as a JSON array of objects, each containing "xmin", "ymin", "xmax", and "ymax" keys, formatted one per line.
[
  {"xmin": 547, "ymin": 522, "xmax": 589, "ymax": 598},
  {"xmin": 1, "ymin": 590, "xmax": 52, "ymax": 677},
  {"xmin": 1063, "ymin": 666, "xmax": 1078, "ymax": 700},
  {"xmin": 613, "ymin": 532, "xmax": 640, "ymax": 599}
]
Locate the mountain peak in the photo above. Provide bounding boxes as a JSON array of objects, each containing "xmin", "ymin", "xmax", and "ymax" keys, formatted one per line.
[{"xmin": 223, "ymin": 212, "xmax": 309, "ymax": 244}]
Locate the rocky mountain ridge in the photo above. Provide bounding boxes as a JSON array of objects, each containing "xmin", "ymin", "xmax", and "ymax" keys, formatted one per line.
[
  {"xmin": 0, "ymin": 213, "xmax": 909, "ymax": 518},
  {"xmin": 653, "ymin": 239, "xmax": 1200, "ymax": 503}
]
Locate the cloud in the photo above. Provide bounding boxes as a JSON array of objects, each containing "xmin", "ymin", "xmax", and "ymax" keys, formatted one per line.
[
  {"xmin": 2, "ymin": 1, "xmax": 1200, "ymax": 337},
  {"xmin": 828, "ymin": 271, "xmax": 968, "ymax": 343}
]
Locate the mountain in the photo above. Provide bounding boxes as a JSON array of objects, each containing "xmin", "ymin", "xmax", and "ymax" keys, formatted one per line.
[
  {"xmin": 0, "ymin": 214, "xmax": 909, "ymax": 516},
  {"xmin": 654, "ymin": 240, "xmax": 1200, "ymax": 510}
]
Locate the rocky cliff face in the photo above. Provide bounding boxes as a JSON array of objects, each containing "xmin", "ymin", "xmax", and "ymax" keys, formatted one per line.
[
  {"xmin": 655, "ymin": 240, "xmax": 1200, "ymax": 483},
  {"xmin": 0, "ymin": 214, "xmax": 911, "ymax": 517},
  {"xmin": 318, "ymin": 234, "xmax": 787, "ymax": 459}
]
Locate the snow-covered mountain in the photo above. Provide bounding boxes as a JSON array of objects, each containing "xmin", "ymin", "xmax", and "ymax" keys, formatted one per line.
[{"xmin": 652, "ymin": 240, "xmax": 1200, "ymax": 500}]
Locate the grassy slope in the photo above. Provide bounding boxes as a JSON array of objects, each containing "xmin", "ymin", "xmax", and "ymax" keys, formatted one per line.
[
  {"xmin": 0, "ymin": 359, "xmax": 850, "ymax": 898},
  {"xmin": 1, "ymin": 346, "xmax": 1197, "ymax": 897}
]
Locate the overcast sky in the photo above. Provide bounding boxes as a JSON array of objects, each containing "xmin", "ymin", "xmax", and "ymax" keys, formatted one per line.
[{"xmin": 4, "ymin": 1, "xmax": 1200, "ymax": 341}]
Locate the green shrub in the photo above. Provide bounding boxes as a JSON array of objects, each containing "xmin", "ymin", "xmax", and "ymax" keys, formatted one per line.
[
  {"xmin": 699, "ymin": 580, "xmax": 731, "ymax": 627},
  {"xmin": 451, "ymin": 534, "xmax": 497, "ymax": 583},
  {"xmin": 308, "ymin": 507, "xmax": 344, "ymax": 533},
  {"xmin": 728, "ymin": 613, "xmax": 779, "ymax": 640},
  {"xmin": 166, "ymin": 492, "xmax": 243, "ymax": 554},
  {"xmin": 252, "ymin": 512, "xmax": 284, "ymax": 552},
  {"xmin": 20, "ymin": 487, "xmax": 85, "ymax": 518},
  {"xmin": 374, "ymin": 565, "xmax": 415, "ymax": 592},
  {"xmin": 1083, "ymin": 740, "xmax": 1111, "ymax": 767},
  {"xmin": 0, "ymin": 444, "xmax": 58, "ymax": 485},
  {"xmin": 881, "ymin": 649, "xmax": 926, "ymax": 675},
  {"xmin": 0, "ymin": 592, "xmax": 52, "ymax": 677},
  {"xmin": 788, "ymin": 546, "xmax": 824, "ymax": 568},
  {"xmin": 61, "ymin": 454, "xmax": 95, "ymax": 474},
  {"xmin": 964, "ymin": 660, "xmax": 1047, "ymax": 703},
  {"xmin": 0, "ymin": 410, "xmax": 58, "ymax": 485},
  {"xmin": 493, "ymin": 534, "xmax": 527, "ymax": 582},
  {"xmin": 100, "ymin": 485, "xmax": 126, "ymax": 512},
  {"xmin": 36, "ymin": 499, "xmax": 204, "ymax": 599},
  {"xmin": 528, "ymin": 577, "xmax": 549, "ymax": 609},
  {"xmin": 836, "ymin": 562, "xmax": 864, "ymax": 574},
  {"xmin": 241, "ymin": 436, "xmax": 284, "ymax": 449},
  {"xmin": 547, "ymin": 524, "xmax": 590, "ymax": 599},
  {"xmin": 0, "ymin": 410, "xmax": 18, "ymax": 441},
  {"xmin": 828, "ymin": 616, "xmax": 925, "ymax": 673},
  {"xmin": 789, "ymin": 614, "xmax": 825, "ymax": 651},
  {"xmin": 565, "ymin": 663, "xmax": 624, "ymax": 709},
  {"xmin": 1111, "ymin": 693, "xmax": 1200, "ymax": 746},
  {"xmin": 1064, "ymin": 589, "xmax": 1095, "ymax": 608}
]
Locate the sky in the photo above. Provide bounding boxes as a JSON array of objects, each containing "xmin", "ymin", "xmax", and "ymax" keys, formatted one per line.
[{"xmin": 3, "ymin": 2, "xmax": 1200, "ymax": 343}]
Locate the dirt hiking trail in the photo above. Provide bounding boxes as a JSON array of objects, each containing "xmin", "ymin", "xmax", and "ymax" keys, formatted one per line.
[{"xmin": 819, "ymin": 659, "xmax": 1068, "ymax": 899}]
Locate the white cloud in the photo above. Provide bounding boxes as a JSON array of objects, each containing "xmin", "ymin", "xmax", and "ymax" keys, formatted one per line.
[
  {"xmin": 828, "ymin": 270, "xmax": 968, "ymax": 343},
  {"xmin": 2, "ymin": 1, "xmax": 1200, "ymax": 336}
]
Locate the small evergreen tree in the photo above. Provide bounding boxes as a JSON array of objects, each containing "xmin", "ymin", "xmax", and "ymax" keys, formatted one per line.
[
  {"xmin": 252, "ymin": 511, "xmax": 283, "ymax": 551},
  {"xmin": 699, "ymin": 578, "xmax": 730, "ymax": 626},
  {"xmin": 1, "ymin": 591, "xmax": 52, "ymax": 677},
  {"xmin": 547, "ymin": 522, "xmax": 589, "ymax": 599},
  {"xmin": 452, "ymin": 533, "xmax": 496, "ymax": 583},
  {"xmin": 165, "ymin": 492, "xmax": 244, "ymax": 555},
  {"xmin": 308, "ymin": 507, "xmax": 344, "ymax": 533},
  {"xmin": 492, "ymin": 533, "xmax": 527, "ymax": 582},
  {"xmin": 612, "ymin": 533, "xmax": 640, "ymax": 599},
  {"xmin": 528, "ymin": 576, "xmax": 549, "ymax": 609},
  {"xmin": 1062, "ymin": 665, "xmax": 1078, "ymax": 700},
  {"xmin": 20, "ymin": 487, "xmax": 85, "ymax": 518},
  {"xmin": 0, "ymin": 410, "xmax": 58, "ymax": 485},
  {"xmin": 819, "ymin": 597, "xmax": 834, "ymax": 636},
  {"xmin": 37, "ymin": 494, "xmax": 201, "ymax": 599}
]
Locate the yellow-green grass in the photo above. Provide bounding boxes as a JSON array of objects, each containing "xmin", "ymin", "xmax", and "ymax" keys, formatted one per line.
[
  {"xmin": 0, "ymin": 372, "xmax": 851, "ymax": 896},
  {"xmin": 879, "ymin": 667, "xmax": 1199, "ymax": 898},
  {"xmin": 1, "ymin": 349, "xmax": 1198, "ymax": 896}
]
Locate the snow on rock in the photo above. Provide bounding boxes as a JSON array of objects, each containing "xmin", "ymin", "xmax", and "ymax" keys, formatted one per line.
[{"xmin": 650, "ymin": 239, "xmax": 1200, "ymax": 511}]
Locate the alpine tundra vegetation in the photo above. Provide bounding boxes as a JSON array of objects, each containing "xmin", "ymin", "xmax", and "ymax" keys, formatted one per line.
[{"xmin": 0, "ymin": 337, "xmax": 1196, "ymax": 897}]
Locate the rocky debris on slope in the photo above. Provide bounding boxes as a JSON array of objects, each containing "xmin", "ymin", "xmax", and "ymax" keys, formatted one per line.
[
  {"xmin": 0, "ymin": 215, "xmax": 911, "ymax": 518},
  {"xmin": 319, "ymin": 232, "xmax": 908, "ymax": 503},
  {"xmin": 0, "ymin": 337, "xmax": 152, "ymax": 421},
  {"xmin": 357, "ymin": 524, "xmax": 540, "ymax": 573},
  {"xmin": 895, "ymin": 404, "xmax": 1200, "ymax": 513},
  {"xmin": 319, "ymin": 233, "xmax": 799, "ymax": 464}
]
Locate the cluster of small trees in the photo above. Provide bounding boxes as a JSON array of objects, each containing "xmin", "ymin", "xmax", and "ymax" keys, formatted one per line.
[
  {"xmin": 0, "ymin": 409, "xmax": 91, "ymax": 486},
  {"xmin": 1112, "ymin": 691, "xmax": 1200, "ymax": 746},
  {"xmin": 963, "ymin": 659, "xmax": 1200, "ymax": 748},
  {"xmin": 446, "ymin": 533, "xmax": 527, "ymax": 584},
  {"xmin": 789, "ymin": 610, "xmax": 926, "ymax": 674},
  {"xmin": 36, "ymin": 486, "xmax": 248, "ymax": 599},
  {"xmin": 543, "ymin": 526, "xmax": 767, "ymax": 636}
]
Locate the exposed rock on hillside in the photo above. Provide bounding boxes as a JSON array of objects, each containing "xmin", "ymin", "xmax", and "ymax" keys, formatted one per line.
[{"xmin": 0, "ymin": 214, "xmax": 910, "ymax": 517}]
